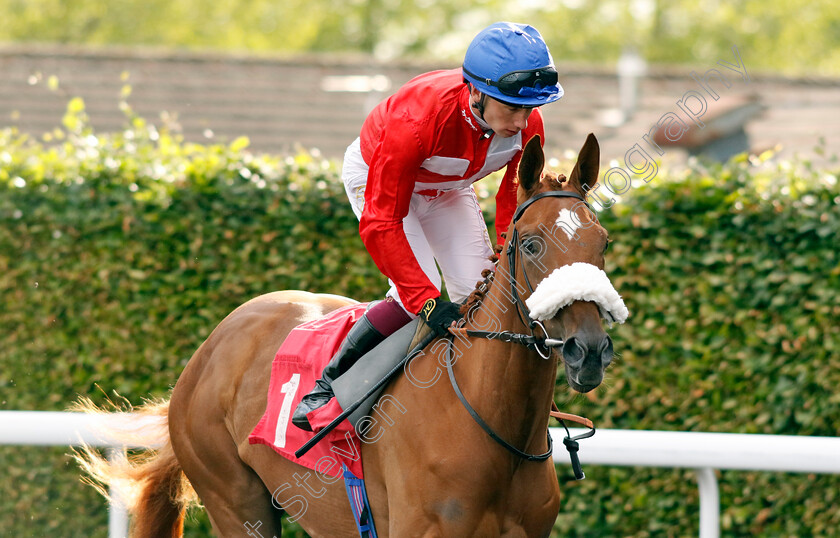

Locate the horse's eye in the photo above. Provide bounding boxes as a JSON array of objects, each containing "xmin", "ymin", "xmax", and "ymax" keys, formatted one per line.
[
  {"xmin": 522, "ymin": 237, "xmax": 541, "ymax": 256},
  {"xmin": 603, "ymin": 238, "xmax": 612, "ymax": 255}
]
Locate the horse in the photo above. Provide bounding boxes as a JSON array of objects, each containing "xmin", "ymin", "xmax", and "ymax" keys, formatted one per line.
[{"xmin": 80, "ymin": 132, "xmax": 621, "ymax": 537}]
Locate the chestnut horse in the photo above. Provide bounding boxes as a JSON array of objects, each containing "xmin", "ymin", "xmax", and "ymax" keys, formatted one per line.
[{"xmin": 84, "ymin": 133, "xmax": 619, "ymax": 537}]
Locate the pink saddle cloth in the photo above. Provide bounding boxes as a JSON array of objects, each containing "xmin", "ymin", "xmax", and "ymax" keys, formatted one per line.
[{"xmin": 248, "ymin": 303, "xmax": 368, "ymax": 479}]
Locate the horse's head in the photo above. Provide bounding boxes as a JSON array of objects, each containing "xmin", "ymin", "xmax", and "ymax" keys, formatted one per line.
[{"xmin": 509, "ymin": 133, "xmax": 628, "ymax": 393}]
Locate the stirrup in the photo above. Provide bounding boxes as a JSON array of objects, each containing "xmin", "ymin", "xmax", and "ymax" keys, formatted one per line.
[{"xmin": 292, "ymin": 381, "xmax": 334, "ymax": 431}]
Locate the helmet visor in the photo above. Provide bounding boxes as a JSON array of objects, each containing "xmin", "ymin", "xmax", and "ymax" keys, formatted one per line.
[{"xmin": 464, "ymin": 66, "xmax": 559, "ymax": 99}]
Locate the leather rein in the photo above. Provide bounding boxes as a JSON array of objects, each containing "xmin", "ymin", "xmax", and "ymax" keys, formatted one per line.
[{"xmin": 443, "ymin": 190, "xmax": 596, "ymax": 474}]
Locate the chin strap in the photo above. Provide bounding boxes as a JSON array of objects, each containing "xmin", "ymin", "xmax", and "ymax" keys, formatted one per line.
[
  {"xmin": 470, "ymin": 89, "xmax": 488, "ymax": 121},
  {"xmin": 466, "ymin": 83, "xmax": 493, "ymax": 138},
  {"xmin": 472, "ymin": 94, "xmax": 486, "ymax": 117}
]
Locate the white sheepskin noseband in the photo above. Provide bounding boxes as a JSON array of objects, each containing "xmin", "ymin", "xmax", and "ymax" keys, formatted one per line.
[{"xmin": 525, "ymin": 262, "xmax": 629, "ymax": 324}]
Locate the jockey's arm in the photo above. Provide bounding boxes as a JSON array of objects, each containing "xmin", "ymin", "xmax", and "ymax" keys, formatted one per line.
[{"xmin": 359, "ymin": 119, "xmax": 440, "ymax": 315}]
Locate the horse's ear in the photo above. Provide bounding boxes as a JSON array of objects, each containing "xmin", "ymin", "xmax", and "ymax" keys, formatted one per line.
[
  {"xmin": 568, "ymin": 133, "xmax": 600, "ymax": 193},
  {"xmin": 518, "ymin": 135, "xmax": 544, "ymax": 195}
]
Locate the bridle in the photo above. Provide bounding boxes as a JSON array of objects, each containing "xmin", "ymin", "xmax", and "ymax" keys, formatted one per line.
[
  {"xmin": 507, "ymin": 190, "xmax": 597, "ymax": 355},
  {"xmin": 450, "ymin": 190, "xmax": 595, "ymax": 358},
  {"xmin": 444, "ymin": 189, "xmax": 597, "ymax": 471}
]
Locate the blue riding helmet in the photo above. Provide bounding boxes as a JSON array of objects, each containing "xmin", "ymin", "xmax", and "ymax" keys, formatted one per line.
[{"xmin": 462, "ymin": 22, "xmax": 563, "ymax": 107}]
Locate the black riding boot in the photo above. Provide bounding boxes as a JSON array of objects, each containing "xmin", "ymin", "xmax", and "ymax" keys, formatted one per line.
[{"xmin": 292, "ymin": 314, "xmax": 385, "ymax": 431}]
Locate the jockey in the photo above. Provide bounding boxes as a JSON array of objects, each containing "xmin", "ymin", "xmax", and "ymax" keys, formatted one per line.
[{"xmin": 292, "ymin": 21, "xmax": 564, "ymax": 431}]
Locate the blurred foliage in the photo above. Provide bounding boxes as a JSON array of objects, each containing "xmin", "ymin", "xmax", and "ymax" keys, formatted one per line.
[
  {"xmin": 1, "ymin": 99, "xmax": 839, "ymax": 535},
  {"xmin": 0, "ymin": 0, "xmax": 838, "ymax": 75}
]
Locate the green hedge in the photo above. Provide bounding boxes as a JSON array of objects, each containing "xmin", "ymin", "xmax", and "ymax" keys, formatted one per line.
[
  {"xmin": 556, "ymin": 152, "xmax": 840, "ymax": 536},
  {"xmin": 2, "ymin": 101, "xmax": 839, "ymax": 536},
  {"xmin": 1, "ymin": 101, "xmax": 381, "ymax": 536}
]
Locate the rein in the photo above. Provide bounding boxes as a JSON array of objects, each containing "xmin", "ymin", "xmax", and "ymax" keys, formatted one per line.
[
  {"xmin": 443, "ymin": 189, "xmax": 596, "ymax": 475},
  {"xmin": 443, "ymin": 335, "xmax": 553, "ymax": 462}
]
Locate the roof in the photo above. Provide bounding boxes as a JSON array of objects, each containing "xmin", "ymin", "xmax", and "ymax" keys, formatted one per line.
[{"xmin": 2, "ymin": 45, "xmax": 838, "ymax": 167}]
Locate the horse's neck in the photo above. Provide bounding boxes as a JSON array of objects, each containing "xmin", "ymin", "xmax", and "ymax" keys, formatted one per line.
[{"xmin": 457, "ymin": 258, "xmax": 558, "ymax": 446}]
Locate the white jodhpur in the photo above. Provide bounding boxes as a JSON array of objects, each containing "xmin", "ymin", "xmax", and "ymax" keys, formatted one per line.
[{"xmin": 525, "ymin": 262, "xmax": 630, "ymax": 325}]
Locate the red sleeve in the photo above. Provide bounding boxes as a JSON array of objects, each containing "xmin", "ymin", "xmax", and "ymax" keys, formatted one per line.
[
  {"xmin": 359, "ymin": 116, "xmax": 439, "ymax": 314},
  {"xmin": 494, "ymin": 110, "xmax": 545, "ymax": 245}
]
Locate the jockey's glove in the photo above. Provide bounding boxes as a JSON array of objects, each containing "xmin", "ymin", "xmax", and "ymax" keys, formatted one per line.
[{"xmin": 418, "ymin": 297, "xmax": 462, "ymax": 337}]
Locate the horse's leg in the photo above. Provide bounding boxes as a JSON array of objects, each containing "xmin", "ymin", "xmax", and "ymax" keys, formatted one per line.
[
  {"xmin": 240, "ymin": 445, "xmax": 363, "ymax": 538},
  {"xmin": 505, "ymin": 461, "xmax": 560, "ymax": 538},
  {"xmin": 169, "ymin": 346, "xmax": 284, "ymax": 537},
  {"xmin": 171, "ymin": 425, "xmax": 284, "ymax": 536}
]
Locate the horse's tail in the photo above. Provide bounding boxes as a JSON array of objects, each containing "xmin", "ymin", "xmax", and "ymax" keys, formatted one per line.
[{"xmin": 72, "ymin": 396, "xmax": 198, "ymax": 538}]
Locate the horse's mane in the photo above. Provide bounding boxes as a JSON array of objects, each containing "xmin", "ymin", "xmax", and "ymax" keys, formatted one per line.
[
  {"xmin": 541, "ymin": 172, "xmax": 568, "ymax": 192},
  {"xmin": 460, "ymin": 244, "xmax": 502, "ymax": 316}
]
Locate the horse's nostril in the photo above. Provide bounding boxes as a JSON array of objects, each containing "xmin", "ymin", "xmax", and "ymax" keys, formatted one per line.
[
  {"xmin": 562, "ymin": 337, "xmax": 587, "ymax": 368},
  {"xmin": 599, "ymin": 335, "xmax": 614, "ymax": 366}
]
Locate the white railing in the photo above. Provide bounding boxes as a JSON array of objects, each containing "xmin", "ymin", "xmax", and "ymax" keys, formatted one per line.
[
  {"xmin": 552, "ymin": 428, "xmax": 840, "ymax": 537},
  {"xmin": 0, "ymin": 411, "xmax": 165, "ymax": 538},
  {"xmin": 3, "ymin": 411, "xmax": 840, "ymax": 538}
]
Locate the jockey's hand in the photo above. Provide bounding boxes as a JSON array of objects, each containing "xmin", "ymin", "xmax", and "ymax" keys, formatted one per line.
[{"xmin": 418, "ymin": 297, "xmax": 462, "ymax": 337}]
